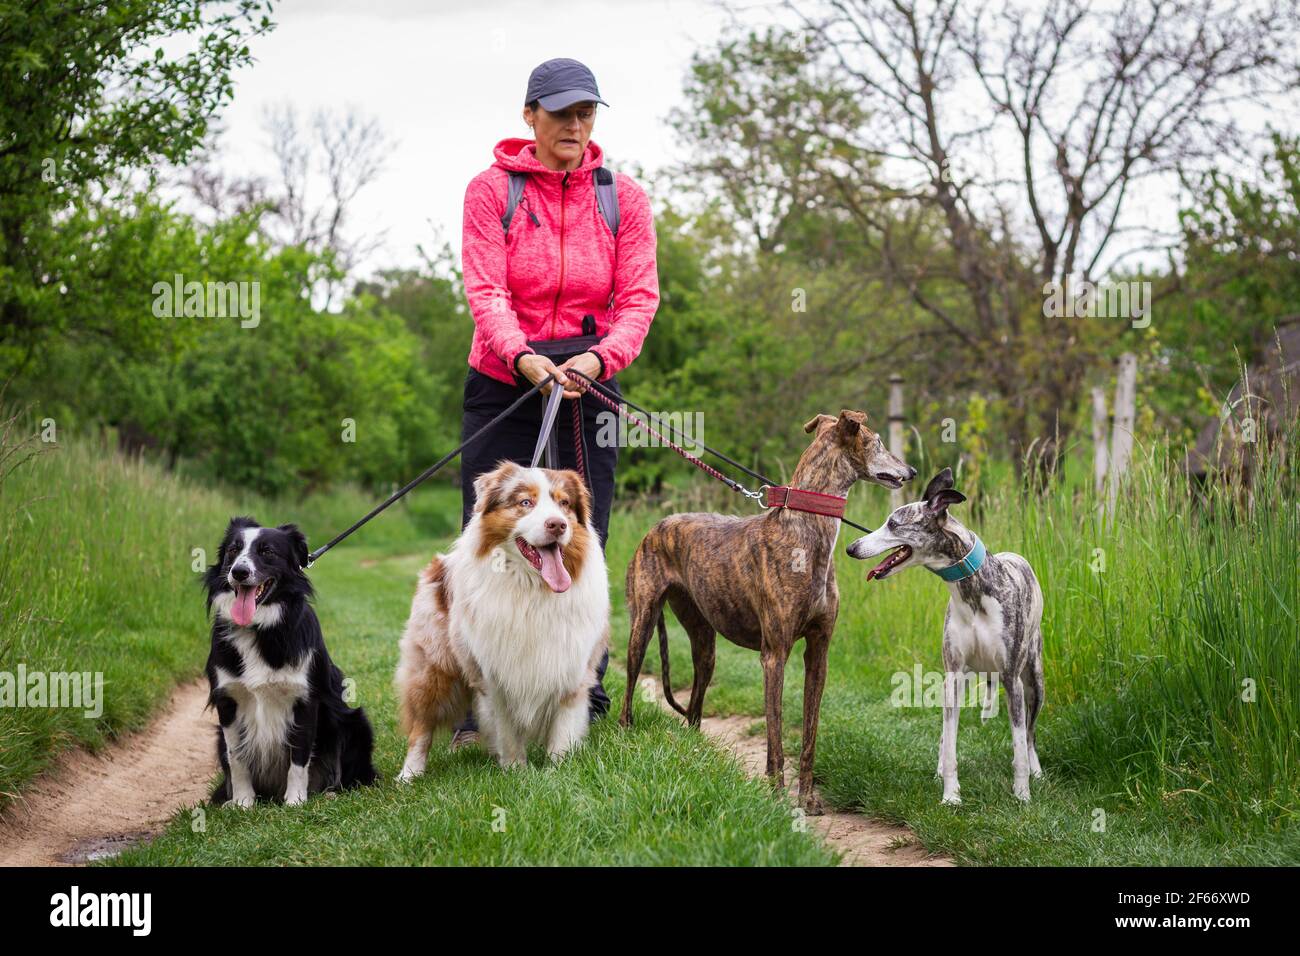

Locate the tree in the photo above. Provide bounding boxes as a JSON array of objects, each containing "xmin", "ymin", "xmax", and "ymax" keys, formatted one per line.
[
  {"xmin": 0, "ymin": 0, "xmax": 274, "ymax": 374},
  {"xmin": 704, "ymin": 0, "xmax": 1300, "ymax": 466},
  {"xmin": 1153, "ymin": 134, "xmax": 1300, "ymax": 432}
]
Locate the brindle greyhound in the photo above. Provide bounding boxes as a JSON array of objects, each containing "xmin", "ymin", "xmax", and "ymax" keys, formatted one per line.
[{"xmin": 620, "ymin": 410, "xmax": 914, "ymax": 813}]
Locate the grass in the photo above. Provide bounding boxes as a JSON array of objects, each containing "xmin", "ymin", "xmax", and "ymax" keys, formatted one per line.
[
  {"xmin": 609, "ymin": 429, "xmax": 1300, "ymax": 865},
  {"xmin": 0, "ymin": 415, "xmax": 830, "ymax": 865},
  {"xmin": 4, "ymin": 408, "xmax": 1296, "ymax": 865},
  {"xmin": 0, "ymin": 412, "xmax": 457, "ymax": 806},
  {"xmin": 110, "ymin": 544, "xmax": 830, "ymax": 866}
]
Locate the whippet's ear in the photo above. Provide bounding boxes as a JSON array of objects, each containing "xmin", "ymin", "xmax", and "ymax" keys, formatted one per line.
[
  {"xmin": 922, "ymin": 468, "xmax": 955, "ymax": 502},
  {"xmin": 803, "ymin": 413, "xmax": 836, "ymax": 434},
  {"xmin": 926, "ymin": 488, "xmax": 966, "ymax": 517},
  {"xmin": 473, "ymin": 460, "xmax": 519, "ymax": 514},
  {"xmin": 836, "ymin": 409, "xmax": 867, "ymax": 438}
]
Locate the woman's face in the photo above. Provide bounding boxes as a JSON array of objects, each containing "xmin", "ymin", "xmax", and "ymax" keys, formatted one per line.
[{"xmin": 524, "ymin": 101, "xmax": 596, "ymax": 170}]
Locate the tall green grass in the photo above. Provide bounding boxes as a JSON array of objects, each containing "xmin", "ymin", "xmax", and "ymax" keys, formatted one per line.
[
  {"xmin": 837, "ymin": 428, "xmax": 1298, "ymax": 840},
  {"xmin": 0, "ymin": 410, "xmax": 460, "ymax": 805},
  {"xmin": 606, "ymin": 423, "xmax": 1297, "ymax": 859}
]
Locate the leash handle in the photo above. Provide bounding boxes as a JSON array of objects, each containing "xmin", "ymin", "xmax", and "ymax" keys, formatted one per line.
[{"xmin": 530, "ymin": 381, "xmax": 566, "ymax": 468}]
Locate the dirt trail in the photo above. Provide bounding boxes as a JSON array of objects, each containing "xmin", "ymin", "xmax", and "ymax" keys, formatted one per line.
[
  {"xmin": 0, "ymin": 671, "xmax": 951, "ymax": 867},
  {"xmin": 645, "ymin": 678, "xmax": 952, "ymax": 867},
  {"xmin": 0, "ymin": 680, "xmax": 215, "ymax": 866}
]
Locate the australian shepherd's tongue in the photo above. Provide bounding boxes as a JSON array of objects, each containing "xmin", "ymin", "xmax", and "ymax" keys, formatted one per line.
[
  {"xmin": 231, "ymin": 585, "xmax": 258, "ymax": 627},
  {"xmin": 517, "ymin": 538, "xmax": 571, "ymax": 593}
]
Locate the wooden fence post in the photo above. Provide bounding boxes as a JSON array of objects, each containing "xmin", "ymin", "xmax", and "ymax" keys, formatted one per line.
[
  {"xmin": 888, "ymin": 374, "xmax": 905, "ymax": 510},
  {"xmin": 1091, "ymin": 387, "xmax": 1109, "ymax": 500},
  {"xmin": 1107, "ymin": 353, "xmax": 1137, "ymax": 517}
]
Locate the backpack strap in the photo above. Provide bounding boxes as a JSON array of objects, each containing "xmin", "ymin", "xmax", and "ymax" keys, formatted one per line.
[
  {"xmin": 501, "ymin": 163, "xmax": 621, "ymax": 237},
  {"xmin": 593, "ymin": 165, "xmax": 620, "ymax": 237},
  {"xmin": 501, "ymin": 170, "xmax": 528, "ymax": 235}
]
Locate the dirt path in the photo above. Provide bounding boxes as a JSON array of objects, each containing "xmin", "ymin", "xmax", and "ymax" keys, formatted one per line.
[
  {"xmin": 0, "ymin": 671, "xmax": 951, "ymax": 867},
  {"xmin": 0, "ymin": 680, "xmax": 215, "ymax": 866},
  {"xmin": 644, "ymin": 678, "xmax": 952, "ymax": 867}
]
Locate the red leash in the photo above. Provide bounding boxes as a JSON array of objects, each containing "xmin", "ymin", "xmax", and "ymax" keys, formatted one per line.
[{"xmin": 567, "ymin": 371, "xmax": 851, "ymax": 522}]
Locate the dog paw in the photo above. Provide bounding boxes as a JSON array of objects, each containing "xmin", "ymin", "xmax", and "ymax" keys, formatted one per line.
[
  {"xmin": 941, "ymin": 792, "xmax": 962, "ymax": 806},
  {"xmin": 1013, "ymin": 785, "xmax": 1031, "ymax": 803},
  {"xmin": 225, "ymin": 792, "xmax": 255, "ymax": 809},
  {"xmin": 396, "ymin": 767, "xmax": 422, "ymax": 784},
  {"xmin": 284, "ymin": 778, "xmax": 308, "ymax": 806}
]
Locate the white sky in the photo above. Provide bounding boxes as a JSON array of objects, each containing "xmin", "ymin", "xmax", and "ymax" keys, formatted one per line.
[
  {"xmin": 205, "ymin": 0, "xmax": 732, "ymax": 277},
  {"xmin": 195, "ymin": 0, "xmax": 1292, "ymax": 285}
]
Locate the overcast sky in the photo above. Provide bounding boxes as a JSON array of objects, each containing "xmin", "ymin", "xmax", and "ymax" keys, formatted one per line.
[
  {"xmin": 205, "ymin": 0, "xmax": 733, "ymax": 277},
  {"xmin": 197, "ymin": 0, "xmax": 1291, "ymax": 286}
]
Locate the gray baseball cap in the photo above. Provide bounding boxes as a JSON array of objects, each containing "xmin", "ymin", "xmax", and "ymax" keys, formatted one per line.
[{"xmin": 525, "ymin": 58, "xmax": 609, "ymax": 111}]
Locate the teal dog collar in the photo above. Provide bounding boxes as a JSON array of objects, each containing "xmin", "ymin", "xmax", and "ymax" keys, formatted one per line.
[{"xmin": 932, "ymin": 536, "xmax": 986, "ymax": 582}]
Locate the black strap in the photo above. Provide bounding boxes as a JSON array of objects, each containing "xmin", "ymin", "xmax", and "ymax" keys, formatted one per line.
[{"xmin": 306, "ymin": 375, "xmax": 556, "ymax": 566}]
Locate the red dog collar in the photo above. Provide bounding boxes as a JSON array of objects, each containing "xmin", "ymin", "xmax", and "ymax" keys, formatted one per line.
[{"xmin": 763, "ymin": 485, "xmax": 847, "ymax": 518}]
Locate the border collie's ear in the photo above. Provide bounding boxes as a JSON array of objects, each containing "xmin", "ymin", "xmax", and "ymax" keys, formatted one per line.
[
  {"xmin": 926, "ymin": 488, "xmax": 966, "ymax": 517},
  {"xmin": 922, "ymin": 468, "xmax": 955, "ymax": 503},
  {"xmin": 473, "ymin": 460, "xmax": 519, "ymax": 514},
  {"xmin": 278, "ymin": 523, "xmax": 309, "ymax": 568},
  {"xmin": 804, "ymin": 413, "xmax": 836, "ymax": 434}
]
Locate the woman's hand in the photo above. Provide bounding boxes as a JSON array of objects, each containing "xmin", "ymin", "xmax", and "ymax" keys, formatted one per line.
[
  {"xmin": 557, "ymin": 351, "xmax": 602, "ymax": 399},
  {"xmin": 517, "ymin": 353, "xmax": 570, "ymax": 396}
]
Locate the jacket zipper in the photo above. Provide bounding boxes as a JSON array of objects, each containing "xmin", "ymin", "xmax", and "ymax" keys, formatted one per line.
[{"xmin": 550, "ymin": 170, "xmax": 569, "ymax": 337}]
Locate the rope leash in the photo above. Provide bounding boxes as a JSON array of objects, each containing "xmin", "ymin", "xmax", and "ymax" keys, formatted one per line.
[
  {"xmin": 306, "ymin": 368, "xmax": 876, "ymax": 568},
  {"xmin": 566, "ymin": 369, "xmax": 874, "ymax": 535}
]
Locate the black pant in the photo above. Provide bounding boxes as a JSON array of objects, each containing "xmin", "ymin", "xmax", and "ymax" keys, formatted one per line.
[{"xmin": 454, "ymin": 368, "xmax": 620, "ymax": 730}]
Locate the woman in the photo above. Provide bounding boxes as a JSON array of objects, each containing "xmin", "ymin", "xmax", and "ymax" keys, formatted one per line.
[{"xmin": 452, "ymin": 57, "xmax": 660, "ymax": 746}]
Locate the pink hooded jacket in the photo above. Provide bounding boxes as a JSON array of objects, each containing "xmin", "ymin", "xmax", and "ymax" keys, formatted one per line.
[{"xmin": 461, "ymin": 137, "xmax": 660, "ymax": 385}]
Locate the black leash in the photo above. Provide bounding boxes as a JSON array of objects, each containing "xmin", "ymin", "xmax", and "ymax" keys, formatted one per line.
[
  {"xmin": 306, "ymin": 369, "xmax": 876, "ymax": 567},
  {"xmin": 305, "ymin": 374, "xmax": 556, "ymax": 566}
]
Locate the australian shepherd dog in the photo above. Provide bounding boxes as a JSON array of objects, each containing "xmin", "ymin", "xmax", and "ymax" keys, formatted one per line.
[{"xmin": 394, "ymin": 461, "xmax": 609, "ymax": 776}]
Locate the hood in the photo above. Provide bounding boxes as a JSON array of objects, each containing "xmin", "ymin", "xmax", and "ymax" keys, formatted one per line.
[{"xmin": 492, "ymin": 137, "xmax": 605, "ymax": 177}]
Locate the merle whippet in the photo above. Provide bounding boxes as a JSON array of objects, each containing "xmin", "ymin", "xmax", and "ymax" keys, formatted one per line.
[
  {"xmin": 620, "ymin": 410, "xmax": 915, "ymax": 814},
  {"xmin": 846, "ymin": 468, "xmax": 1044, "ymax": 804}
]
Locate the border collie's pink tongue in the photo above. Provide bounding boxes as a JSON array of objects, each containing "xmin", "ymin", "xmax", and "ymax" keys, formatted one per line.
[
  {"xmin": 231, "ymin": 585, "xmax": 257, "ymax": 626},
  {"xmin": 537, "ymin": 543, "xmax": 571, "ymax": 593}
]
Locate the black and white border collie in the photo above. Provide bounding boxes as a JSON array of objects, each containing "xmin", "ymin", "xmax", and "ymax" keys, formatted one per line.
[{"xmin": 204, "ymin": 517, "xmax": 377, "ymax": 806}]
